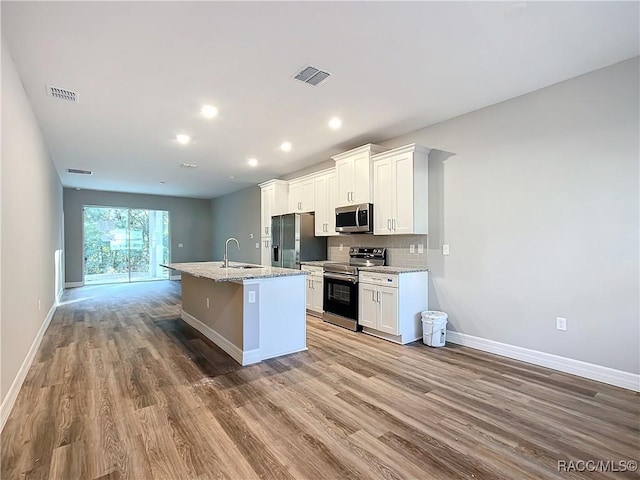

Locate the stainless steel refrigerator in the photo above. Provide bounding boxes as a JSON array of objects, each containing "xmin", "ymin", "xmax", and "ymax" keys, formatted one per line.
[{"xmin": 271, "ymin": 213, "xmax": 327, "ymax": 269}]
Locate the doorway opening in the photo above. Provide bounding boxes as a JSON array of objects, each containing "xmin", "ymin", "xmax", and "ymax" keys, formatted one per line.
[{"xmin": 83, "ymin": 206, "xmax": 170, "ymax": 285}]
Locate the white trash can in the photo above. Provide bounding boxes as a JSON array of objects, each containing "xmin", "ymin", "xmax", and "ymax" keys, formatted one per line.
[{"xmin": 421, "ymin": 311, "xmax": 448, "ymax": 347}]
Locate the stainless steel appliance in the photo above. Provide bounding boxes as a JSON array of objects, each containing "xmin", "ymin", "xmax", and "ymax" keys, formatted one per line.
[
  {"xmin": 271, "ymin": 213, "xmax": 327, "ymax": 269},
  {"xmin": 335, "ymin": 203, "xmax": 374, "ymax": 233},
  {"xmin": 323, "ymin": 247, "xmax": 386, "ymax": 330}
]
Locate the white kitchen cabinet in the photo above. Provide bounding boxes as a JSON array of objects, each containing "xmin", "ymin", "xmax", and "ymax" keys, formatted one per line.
[
  {"xmin": 314, "ymin": 169, "xmax": 339, "ymax": 236},
  {"xmin": 288, "ymin": 176, "xmax": 315, "ymax": 213},
  {"xmin": 260, "ymin": 237, "xmax": 271, "ymax": 266},
  {"xmin": 259, "ymin": 180, "xmax": 288, "ymax": 237},
  {"xmin": 358, "ymin": 270, "xmax": 428, "ymax": 344},
  {"xmin": 301, "ymin": 265, "xmax": 324, "ymax": 316},
  {"xmin": 372, "ymin": 144, "xmax": 430, "ymax": 235},
  {"xmin": 332, "ymin": 144, "xmax": 387, "ymax": 207},
  {"xmin": 259, "ymin": 180, "xmax": 288, "ymax": 266}
]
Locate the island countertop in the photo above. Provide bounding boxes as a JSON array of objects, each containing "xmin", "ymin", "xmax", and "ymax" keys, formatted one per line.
[{"xmin": 162, "ymin": 261, "xmax": 308, "ymax": 282}]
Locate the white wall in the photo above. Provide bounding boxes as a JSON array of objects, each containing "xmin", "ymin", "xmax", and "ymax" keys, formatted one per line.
[
  {"xmin": 384, "ymin": 58, "xmax": 639, "ymax": 374},
  {"xmin": 1, "ymin": 37, "xmax": 64, "ymax": 403}
]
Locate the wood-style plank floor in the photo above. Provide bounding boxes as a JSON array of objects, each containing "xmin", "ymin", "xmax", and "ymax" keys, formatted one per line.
[{"xmin": 2, "ymin": 281, "xmax": 638, "ymax": 479}]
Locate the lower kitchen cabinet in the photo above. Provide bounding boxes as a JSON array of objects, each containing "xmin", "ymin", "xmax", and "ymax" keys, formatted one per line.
[
  {"xmin": 301, "ymin": 265, "xmax": 324, "ymax": 316},
  {"xmin": 358, "ymin": 270, "xmax": 428, "ymax": 344}
]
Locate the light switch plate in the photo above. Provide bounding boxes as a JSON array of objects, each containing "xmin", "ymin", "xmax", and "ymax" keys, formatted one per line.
[
  {"xmin": 255, "ymin": 242, "xmax": 259, "ymax": 249},
  {"xmin": 443, "ymin": 244, "xmax": 450, "ymax": 255},
  {"xmin": 178, "ymin": 243, "xmax": 184, "ymax": 248},
  {"xmin": 409, "ymin": 245, "xmax": 415, "ymax": 253},
  {"xmin": 418, "ymin": 244, "xmax": 424, "ymax": 254},
  {"xmin": 248, "ymin": 291, "xmax": 256, "ymax": 303}
]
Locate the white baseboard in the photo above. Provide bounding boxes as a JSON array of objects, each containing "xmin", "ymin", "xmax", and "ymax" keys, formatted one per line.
[
  {"xmin": 170, "ymin": 274, "xmax": 181, "ymax": 281},
  {"xmin": 181, "ymin": 310, "xmax": 244, "ymax": 365},
  {"xmin": 1, "ymin": 302, "xmax": 56, "ymax": 432},
  {"xmin": 446, "ymin": 331, "xmax": 640, "ymax": 392},
  {"xmin": 64, "ymin": 281, "xmax": 84, "ymax": 288},
  {"xmin": 56, "ymin": 288, "xmax": 64, "ymax": 305}
]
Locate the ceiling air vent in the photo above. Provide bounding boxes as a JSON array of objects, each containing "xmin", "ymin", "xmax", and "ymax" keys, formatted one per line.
[
  {"xmin": 67, "ymin": 168, "xmax": 93, "ymax": 175},
  {"xmin": 47, "ymin": 85, "xmax": 79, "ymax": 103},
  {"xmin": 293, "ymin": 65, "xmax": 331, "ymax": 86}
]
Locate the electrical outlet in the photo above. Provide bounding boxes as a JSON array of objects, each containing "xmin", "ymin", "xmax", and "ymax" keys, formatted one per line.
[
  {"xmin": 339, "ymin": 243, "xmax": 344, "ymax": 251},
  {"xmin": 443, "ymin": 244, "xmax": 450, "ymax": 255},
  {"xmin": 178, "ymin": 243, "xmax": 184, "ymax": 248},
  {"xmin": 206, "ymin": 298, "xmax": 210, "ymax": 308},
  {"xmin": 255, "ymin": 242, "xmax": 260, "ymax": 249},
  {"xmin": 418, "ymin": 244, "xmax": 424, "ymax": 254},
  {"xmin": 556, "ymin": 317, "xmax": 567, "ymax": 331},
  {"xmin": 248, "ymin": 291, "xmax": 256, "ymax": 303},
  {"xmin": 38, "ymin": 299, "xmax": 41, "ymax": 311},
  {"xmin": 409, "ymin": 244, "xmax": 415, "ymax": 253}
]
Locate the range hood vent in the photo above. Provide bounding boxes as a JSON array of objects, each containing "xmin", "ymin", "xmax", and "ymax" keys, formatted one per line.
[
  {"xmin": 293, "ymin": 65, "xmax": 331, "ymax": 86},
  {"xmin": 67, "ymin": 168, "xmax": 92, "ymax": 175},
  {"xmin": 47, "ymin": 85, "xmax": 79, "ymax": 103}
]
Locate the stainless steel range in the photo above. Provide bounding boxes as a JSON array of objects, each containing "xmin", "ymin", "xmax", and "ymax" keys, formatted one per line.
[{"xmin": 323, "ymin": 247, "xmax": 386, "ymax": 331}]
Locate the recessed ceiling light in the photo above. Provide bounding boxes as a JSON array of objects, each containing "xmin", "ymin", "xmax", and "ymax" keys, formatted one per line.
[
  {"xmin": 328, "ymin": 117, "xmax": 342, "ymax": 129},
  {"xmin": 180, "ymin": 163, "xmax": 198, "ymax": 168},
  {"xmin": 201, "ymin": 104, "xmax": 218, "ymax": 119},
  {"xmin": 247, "ymin": 158, "xmax": 258, "ymax": 167},
  {"xmin": 280, "ymin": 141, "xmax": 292, "ymax": 152},
  {"xmin": 176, "ymin": 134, "xmax": 190, "ymax": 145},
  {"xmin": 229, "ymin": 175, "xmax": 236, "ymax": 179}
]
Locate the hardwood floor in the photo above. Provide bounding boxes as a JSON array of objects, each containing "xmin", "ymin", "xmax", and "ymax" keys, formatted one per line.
[{"xmin": 2, "ymin": 281, "xmax": 638, "ymax": 479}]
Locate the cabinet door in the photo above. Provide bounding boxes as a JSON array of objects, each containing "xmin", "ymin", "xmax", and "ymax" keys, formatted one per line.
[
  {"xmin": 311, "ymin": 276, "xmax": 324, "ymax": 312},
  {"xmin": 327, "ymin": 172, "xmax": 339, "ymax": 235},
  {"xmin": 351, "ymin": 151, "xmax": 371, "ymax": 204},
  {"xmin": 393, "ymin": 153, "xmax": 414, "ymax": 234},
  {"xmin": 305, "ymin": 276, "xmax": 313, "ymax": 310},
  {"xmin": 314, "ymin": 175, "xmax": 328, "ymax": 235},
  {"xmin": 261, "ymin": 238, "xmax": 271, "ymax": 266},
  {"xmin": 261, "ymin": 186, "xmax": 273, "ymax": 236},
  {"xmin": 301, "ymin": 178, "xmax": 315, "ymax": 212},
  {"xmin": 288, "ymin": 182, "xmax": 302, "ymax": 212},
  {"xmin": 377, "ymin": 286, "xmax": 399, "ymax": 335},
  {"xmin": 335, "ymin": 159, "xmax": 354, "ymax": 206},
  {"xmin": 359, "ymin": 284, "xmax": 378, "ymax": 329},
  {"xmin": 373, "ymin": 158, "xmax": 394, "ymax": 235}
]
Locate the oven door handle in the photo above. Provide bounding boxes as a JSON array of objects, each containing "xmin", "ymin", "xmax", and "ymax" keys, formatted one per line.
[{"xmin": 324, "ymin": 273, "xmax": 358, "ymax": 284}]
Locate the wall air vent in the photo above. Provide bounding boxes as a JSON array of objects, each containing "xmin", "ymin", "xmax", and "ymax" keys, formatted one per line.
[
  {"xmin": 67, "ymin": 168, "xmax": 93, "ymax": 175},
  {"xmin": 293, "ymin": 65, "xmax": 331, "ymax": 86},
  {"xmin": 47, "ymin": 85, "xmax": 79, "ymax": 103}
]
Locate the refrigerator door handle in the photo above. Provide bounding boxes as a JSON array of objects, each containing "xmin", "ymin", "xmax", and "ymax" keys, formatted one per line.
[{"xmin": 273, "ymin": 245, "xmax": 279, "ymax": 263}]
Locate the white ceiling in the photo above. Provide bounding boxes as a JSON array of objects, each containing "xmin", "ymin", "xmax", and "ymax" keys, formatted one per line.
[{"xmin": 3, "ymin": 1, "xmax": 638, "ymax": 199}]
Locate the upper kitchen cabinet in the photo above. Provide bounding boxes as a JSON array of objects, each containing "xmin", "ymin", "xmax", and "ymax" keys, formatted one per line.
[
  {"xmin": 259, "ymin": 179, "xmax": 288, "ymax": 238},
  {"xmin": 332, "ymin": 144, "xmax": 387, "ymax": 207},
  {"xmin": 288, "ymin": 176, "xmax": 315, "ymax": 213},
  {"xmin": 314, "ymin": 168, "xmax": 339, "ymax": 236},
  {"xmin": 372, "ymin": 144, "xmax": 430, "ymax": 235}
]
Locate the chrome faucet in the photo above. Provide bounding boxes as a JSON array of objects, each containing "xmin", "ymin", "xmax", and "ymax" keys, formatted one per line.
[{"xmin": 223, "ymin": 237, "xmax": 240, "ymax": 268}]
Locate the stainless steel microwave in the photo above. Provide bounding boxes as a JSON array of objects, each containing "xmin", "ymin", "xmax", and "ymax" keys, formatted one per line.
[{"xmin": 335, "ymin": 204, "xmax": 373, "ymax": 233}]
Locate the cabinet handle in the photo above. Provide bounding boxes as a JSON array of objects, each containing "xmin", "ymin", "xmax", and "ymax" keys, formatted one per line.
[
  {"xmin": 372, "ymin": 291, "xmax": 376, "ymax": 302},
  {"xmin": 377, "ymin": 291, "xmax": 381, "ymax": 302},
  {"xmin": 392, "ymin": 219, "xmax": 396, "ymax": 231}
]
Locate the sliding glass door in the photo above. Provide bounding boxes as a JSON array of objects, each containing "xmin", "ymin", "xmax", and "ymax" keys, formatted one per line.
[{"xmin": 83, "ymin": 206, "xmax": 170, "ymax": 285}]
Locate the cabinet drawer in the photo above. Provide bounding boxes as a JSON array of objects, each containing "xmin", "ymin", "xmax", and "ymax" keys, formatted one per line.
[{"xmin": 359, "ymin": 272, "xmax": 398, "ymax": 287}]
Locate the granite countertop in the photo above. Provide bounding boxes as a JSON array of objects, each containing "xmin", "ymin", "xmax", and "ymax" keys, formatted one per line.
[
  {"xmin": 162, "ymin": 261, "xmax": 308, "ymax": 282},
  {"xmin": 300, "ymin": 260, "xmax": 334, "ymax": 266},
  {"xmin": 359, "ymin": 266, "xmax": 430, "ymax": 274}
]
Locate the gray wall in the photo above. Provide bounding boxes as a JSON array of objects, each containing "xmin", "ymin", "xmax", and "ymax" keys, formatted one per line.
[
  {"xmin": 210, "ymin": 58, "xmax": 639, "ymax": 375},
  {"xmin": 1, "ymin": 37, "xmax": 64, "ymax": 402},
  {"xmin": 63, "ymin": 189, "xmax": 212, "ymax": 283},
  {"xmin": 210, "ymin": 185, "xmax": 261, "ymax": 264},
  {"xmin": 384, "ymin": 57, "xmax": 638, "ymax": 374}
]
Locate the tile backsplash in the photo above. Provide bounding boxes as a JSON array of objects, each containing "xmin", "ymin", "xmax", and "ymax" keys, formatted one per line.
[{"xmin": 327, "ymin": 234, "xmax": 428, "ymax": 268}]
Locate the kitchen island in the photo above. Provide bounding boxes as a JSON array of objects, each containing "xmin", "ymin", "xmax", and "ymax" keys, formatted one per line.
[{"xmin": 162, "ymin": 261, "xmax": 308, "ymax": 366}]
